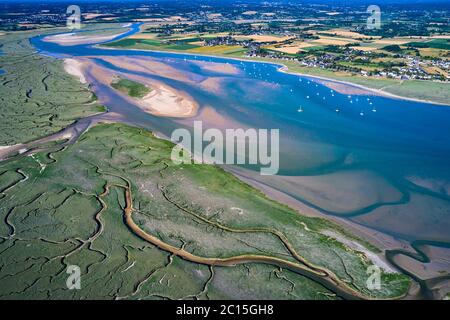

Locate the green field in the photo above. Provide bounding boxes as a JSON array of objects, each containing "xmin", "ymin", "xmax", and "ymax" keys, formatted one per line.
[
  {"xmin": 407, "ymin": 39, "xmax": 450, "ymax": 50},
  {"xmin": 111, "ymin": 77, "xmax": 150, "ymax": 98}
]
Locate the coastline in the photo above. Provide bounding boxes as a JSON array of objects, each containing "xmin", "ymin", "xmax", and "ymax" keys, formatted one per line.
[
  {"xmin": 85, "ymin": 45, "xmax": 431, "ymax": 257},
  {"xmin": 98, "ymin": 44, "xmax": 450, "ymax": 107},
  {"xmin": 277, "ymin": 65, "xmax": 450, "ymax": 107},
  {"xmin": 64, "ymin": 58, "xmax": 87, "ymax": 84},
  {"xmin": 68, "ymin": 57, "xmax": 198, "ymax": 118},
  {"xmin": 222, "ymin": 165, "xmax": 413, "ymax": 255}
]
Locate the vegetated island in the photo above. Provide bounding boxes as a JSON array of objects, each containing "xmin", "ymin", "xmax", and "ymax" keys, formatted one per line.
[{"xmin": 111, "ymin": 77, "xmax": 151, "ymax": 98}]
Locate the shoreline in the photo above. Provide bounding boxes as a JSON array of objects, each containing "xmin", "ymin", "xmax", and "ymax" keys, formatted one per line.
[
  {"xmin": 98, "ymin": 44, "xmax": 450, "ymax": 107},
  {"xmin": 89, "ymin": 46, "xmax": 431, "ymax": 258},
  {"xmin": 64, "ymin": 58, "xmax": 87, "ymax": 84},
  {"xmin": 55, "ymin": 38, "xmax": 441, "ymax": 288},
  {"xmin": 277, "ymin": 65, "xmax": 450, "ymax": 107},
  {"xmin": 82, "ymin": 57, "xmax": 198, "ymax": 118},
  {"xmin": 8, "ymin": 49, "xmax": 419, "ymax": 292},
  {"xmin": 20, "ymin": 22, "xmax": 448, "ymax": 299}
]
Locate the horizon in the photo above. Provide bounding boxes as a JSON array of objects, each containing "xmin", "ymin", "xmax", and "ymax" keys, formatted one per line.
[
  {"xmin": 0, "ymin": 0, "xmax": 449, "ymax": 305},
  {"xmin": 1, "ymin": 0, "xmax": 449, "ymax": 3}
]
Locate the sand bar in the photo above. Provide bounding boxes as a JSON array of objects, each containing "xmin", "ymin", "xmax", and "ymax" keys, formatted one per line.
[
  {"xmin": 194, "ymin": 60, "xmax": 242, "ymax": 75},
  {"xmin": 138, "ymin": 85, "xmax": 197, "ymax": 117}
]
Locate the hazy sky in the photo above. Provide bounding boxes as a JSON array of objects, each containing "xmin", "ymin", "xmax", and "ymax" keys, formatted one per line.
[{"xmin": 0, "ymin": 0, "xmax": 447, "ymax": 2}]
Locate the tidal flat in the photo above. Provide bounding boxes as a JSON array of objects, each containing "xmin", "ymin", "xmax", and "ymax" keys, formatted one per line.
[{"xmin": 0, "ymin": 24, "xmax": 448, "ymax": 299}]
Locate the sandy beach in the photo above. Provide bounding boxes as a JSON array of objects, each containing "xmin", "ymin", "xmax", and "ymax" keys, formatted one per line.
[
  {"xmin": 0, "ymin": 144, "xmax": 23, "ymax": 160},
  {"xmin": 64, "ymin": 58, "xmax": 87, "ymax": 84},
  {"xmin": 313, "ymin": 79, "xmax": 379, "ymax": 96}
]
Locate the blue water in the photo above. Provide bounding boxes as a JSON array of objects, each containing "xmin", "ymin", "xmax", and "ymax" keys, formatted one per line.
[{"xmin": 30, "ymin": 24, "xmax": 450, "ymax": 243}]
